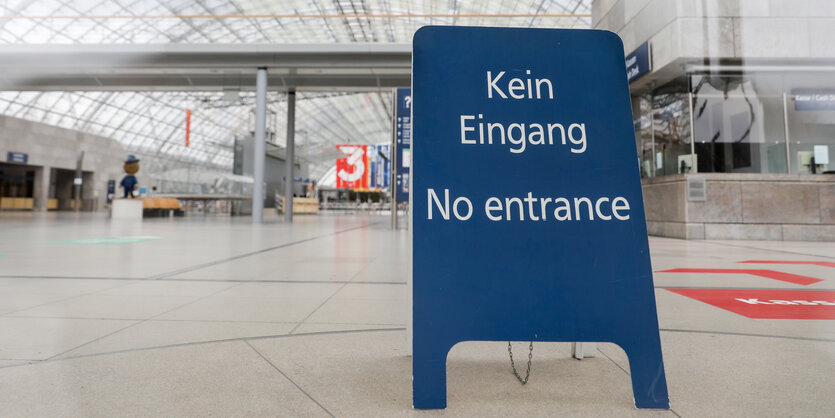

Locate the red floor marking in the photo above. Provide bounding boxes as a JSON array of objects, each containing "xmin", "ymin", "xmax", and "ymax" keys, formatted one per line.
[
  {"xmin": 739, "ymin": 260, "xmax": 835, "ymax": 268},
  {"xmin": 667, "ymin": 288, "xmax": 835, "ymax": 320},
  {"xmin": 657, "ymin": 268, "xmax": 822, "ymax": 286}
]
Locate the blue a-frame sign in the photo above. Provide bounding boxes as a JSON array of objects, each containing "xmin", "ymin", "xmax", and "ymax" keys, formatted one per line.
[{"xmin": 412, "ymin": 26, "xmax": 669, "ymax": 410}]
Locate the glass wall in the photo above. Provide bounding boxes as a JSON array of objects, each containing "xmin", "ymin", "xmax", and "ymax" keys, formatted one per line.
[
  {"xmin": 786, "ymin": 89, "xmax": 835, "ymax": 174},
  {"xmin": 690, "ymin": 75, "xmax": 787, "ymax": 174},
  {"xmin": 634, "ymin": 96, "xmax": 653, "ymax": 177},
  {"xmin": 632, "ymin": 89, "xmax": 694, "ymax": 178},
  {"xmin": 652, "ymin": 93, "xmax": 692, "ymax": 176},
  {"xmin": 632, "ymin": 72, "xmax": 835, "ymax": 177}
]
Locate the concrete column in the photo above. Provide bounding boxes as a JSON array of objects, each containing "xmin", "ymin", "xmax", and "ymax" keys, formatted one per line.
[
  {"xmin": 74, "ymin": 151, "xmax": 84, "ymax": 212},
  {"xmin": 284, "ymin": 89, "xmax": 296, "ymax": 223},
  {"xmin": 252, "ymin": 67, "xmax": 268, "ymax": 224},
  {"xmin": 33, "ymin": 165, "xmax": 50, "ymax": 212}
]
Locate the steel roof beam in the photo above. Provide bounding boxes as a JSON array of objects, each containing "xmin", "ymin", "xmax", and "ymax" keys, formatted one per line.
[{"xmin": 0, "ymin": 43, "xmax": 412, "ymax": 91}]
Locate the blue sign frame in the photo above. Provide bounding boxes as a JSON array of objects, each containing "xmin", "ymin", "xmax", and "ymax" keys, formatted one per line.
[{"xmin": 412, "ymin": 26, "xmax": 668, "ymax": 410}]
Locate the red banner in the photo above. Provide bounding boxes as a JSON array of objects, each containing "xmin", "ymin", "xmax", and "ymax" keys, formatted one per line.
[
  {"xmin": 335, "ymin": 145, "xmax": 368, "ymax": 189},
  {"xmin": 185, "ymin": 109, "xmax": 192, "ymax": 147}
]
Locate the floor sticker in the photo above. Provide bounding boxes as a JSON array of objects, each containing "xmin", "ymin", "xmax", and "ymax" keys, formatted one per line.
[
  {"xmin": 667, "ymin": 288, "xmax": 835, "ymax": 319},
  {"xmin": 657, "ymin": 268, "xmax": 822, "ymax": 286},
  {"xmin": 739, "ymin": 260, "xmax": 835, "ymax": 268}
]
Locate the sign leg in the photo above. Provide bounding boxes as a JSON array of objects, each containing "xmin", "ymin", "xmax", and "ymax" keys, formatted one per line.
[
  {"xmin": 412, "ymin": 343, "xmax": 449, "ymax": 409},
  {"xmin": 621, "ymin": 339, "xmax": 670, "ymax": 409}
]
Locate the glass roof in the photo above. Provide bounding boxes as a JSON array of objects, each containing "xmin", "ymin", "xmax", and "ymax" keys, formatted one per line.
[{"xmin": 0, "ymin": 0, "xmax": 591, "ymax": 180}]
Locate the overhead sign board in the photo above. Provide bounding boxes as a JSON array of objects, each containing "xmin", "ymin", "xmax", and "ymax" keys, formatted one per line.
[
  {"xmin": 367, "ymin": 144, "xmax": 391, "ymax": 190},
  {"xmin": 625, "ymin": 41, "xmax": 651, "ymax": 83},
  {"xmin": 395, "ymin": 88, "xmax": 411, "ymax": 201},
  {"xmin": 7, "ymin": 151, "xmax": 28, "ymax": 164},
  {"xmin": 412, "ymin": 27, "xmax": 668, "ymax": 410},
  {"xmin": 793, "ymin": 89, "xmax": 835, "ymax": 111}
]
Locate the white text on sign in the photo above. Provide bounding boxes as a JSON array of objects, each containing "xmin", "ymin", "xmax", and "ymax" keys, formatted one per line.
[
  {"xmin": 458, "ymin": 70, "xmax": 587, "ymax": 154},
  {"xmin": 427, "ymin": 189, "xmax": 631, "ymax": 222}
]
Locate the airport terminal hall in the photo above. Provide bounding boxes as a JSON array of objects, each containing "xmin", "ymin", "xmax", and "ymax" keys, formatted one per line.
[{"xmin": 1, "ymin": 0, "xmax": 834, "ymax": 416}]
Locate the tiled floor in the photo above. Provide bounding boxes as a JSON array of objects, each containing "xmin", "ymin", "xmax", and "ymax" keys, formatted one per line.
[{"xmin": 0, "ymin": 211, "xmax": 832, "ymax": 416}]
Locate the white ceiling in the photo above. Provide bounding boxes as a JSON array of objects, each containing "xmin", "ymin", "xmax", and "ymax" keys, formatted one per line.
[{"xmin": 0, "ymin": 0, "xmax": 591, "ymax": 179}]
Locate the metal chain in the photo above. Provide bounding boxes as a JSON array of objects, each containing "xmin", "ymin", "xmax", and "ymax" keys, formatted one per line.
[{"xmin": 507, "ymin": 341, "xmax": 533, "ymax": 385}]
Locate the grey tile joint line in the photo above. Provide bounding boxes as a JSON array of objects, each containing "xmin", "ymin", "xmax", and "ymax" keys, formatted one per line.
[
  {"xmin": 288, "ymin": 255, "xmax": 378, "ymax": 334},
  {"xmin": 596, "ymin": 347, "xmax": 682, "ymax": 417},
  {"xmin": 0, "ymin": 275, "xmax": 141, "ymax": 280},
  {"xmin": 6, "ymin": 315, "xmax": 140, "ymax": 321},
  {"xmin": 704, "ymin": 240, "xmax": 835, "ymax": 260},
  {"xmin": 244, "ymin": 340, "xmax": 336, "ymax": 418},
  {"xmin": 595, "ymin": 346, "xmax": 629, "ymax": 376},
  {"xmin": 5, "ymin": 315, "xmax": 402, "ymax": 327},
  {"xmin": 0, "ymin": 275, "xmax": 408, "ymax": 285},
  {"xmin": 0, "ymin": 328, "xmax": 406, "ymax": 370},
  {"xmin": 147, "ymin": 221, "xmax": 382, "ymax": 280},
  {"xmin": 0, "ymin": 279, "xmax": 134, "ymax": 318},
  {"xmin": 44, "ymin": 282, "xmax": 241, "ymax": 361},
  {"xmin": 659, "ymin": 328, "xmax": 835, "ymax": 343}
]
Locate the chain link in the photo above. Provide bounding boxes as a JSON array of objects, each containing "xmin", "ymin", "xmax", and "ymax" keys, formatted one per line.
[{"xmin": 507, "ymin": 341, "xmax": 533, "ymax": 385}]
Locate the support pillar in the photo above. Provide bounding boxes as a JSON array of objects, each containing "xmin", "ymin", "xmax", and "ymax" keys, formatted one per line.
[
  {"xmin": 74, "ymin": 151, "xmax": 84, "ymax": 212},
  {"xmin": 252, "ymin": 67, "xmax": 267, "ymax": 224},
  {"xmin": 284, "ymin": 89, "xmax": 296, "ymax": 223},
  {"xmin": 33, "ymin": 165, "xmax": 50, "ymax": 212},
  {"xmin": 782, "ymin": 92, "xmax": 792, "ymax": 173}
]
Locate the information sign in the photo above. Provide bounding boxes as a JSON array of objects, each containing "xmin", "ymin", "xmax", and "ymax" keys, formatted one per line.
[
  {"xmin": 625, "ymin": 42, "xmax": 651, "ymax": 83},
  {"xmin": 7, "ymin": 152, "xmax": 27, "ymax": 164},
  {"xmin": 412, "ymin": 26, "xmax": 669, "ymax": 410},
  {"xmin": 395, "ymin": 88, "xmax": 411, "ymax": 201}
]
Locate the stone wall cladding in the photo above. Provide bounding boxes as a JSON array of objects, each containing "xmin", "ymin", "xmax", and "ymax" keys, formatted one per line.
[{"xmin": 642, "ymin": 173, "xmax": 835, "ymax": 241}]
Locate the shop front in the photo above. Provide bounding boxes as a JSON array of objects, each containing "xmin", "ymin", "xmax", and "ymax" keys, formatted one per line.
[{"xmin": 632, "ymin": 71, "xmax": 835, "ymax": 240}]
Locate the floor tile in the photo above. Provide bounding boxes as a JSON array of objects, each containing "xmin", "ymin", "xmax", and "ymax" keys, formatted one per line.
[
  {"xmin": 14, "ymin": 294, "xmax": 199, "ymax": 320},
  {"xmin": 59, "ymin": 319, "xmax": 296, "ymax": 358},
  {"xmin": 157, "ymin": 296, "xmax": 326, "ymax": 323},
  {"xmin": 0, "ymin": 341, "xmax": 330, "ymax": 417},
  {"xmin": 0, "ymin": 317, "xmax": 136, "ymax": 360}
]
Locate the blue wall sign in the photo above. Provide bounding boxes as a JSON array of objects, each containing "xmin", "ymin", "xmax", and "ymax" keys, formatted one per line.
[
  {"xmin": 792, "ymin": 89, "xmax": 835, "ymax": 111},
  {"xmin": 7, "ymin": 152, "xmax": 28, "ymax": 164},
  {"xmin": 106, "ymin": 179, "xmax": 115, "ymax": 204},
  {"xmin": 367, "ymin": 144, "xmax": 391, "ymax": 189},
  {"xmin": 625, "ymin": 42, "xmax": 651, "ymax": 83},
  {"xmin": 395, "ymin": 88, "xmax": 411, "ymax": 202},
  {"xmin": 412, "ymin": 27, "xmax": 668, "ymax": 410}
]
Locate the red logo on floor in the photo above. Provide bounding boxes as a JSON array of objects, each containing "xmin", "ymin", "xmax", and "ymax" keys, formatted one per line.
[
  {"xmin": 656, "ymin": 269, "xmax": 822, "ymax": 285},
  {"xmin": 667, "ymin": 289, "xmax": 835, "ymax": 320},
  {"xmin": 739, "ymin": 260, "xmax": 835, "ymax": 268}
]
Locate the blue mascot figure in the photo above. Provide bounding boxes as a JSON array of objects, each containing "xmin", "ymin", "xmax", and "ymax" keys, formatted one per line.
[{"xmin": 120, "ymin": 155, "xmax": 140, "ymax": 198}]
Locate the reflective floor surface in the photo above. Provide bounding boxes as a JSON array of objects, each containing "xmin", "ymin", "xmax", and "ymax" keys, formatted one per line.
[{"xmin": 0, "ymin": 212, "xmax": 832, "ymax": 416}]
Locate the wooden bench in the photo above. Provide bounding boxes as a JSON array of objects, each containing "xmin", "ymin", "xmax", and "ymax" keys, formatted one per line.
[{"xmin": 141, "ymin": 197, "xmax": 185, "ymax": 217}]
